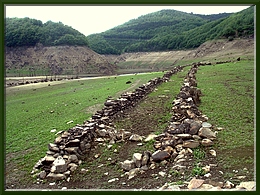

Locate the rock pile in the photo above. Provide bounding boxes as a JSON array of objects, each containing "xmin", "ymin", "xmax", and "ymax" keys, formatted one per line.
[
  {"xmin": 119, "ymin": 63, "xmax": 218, "ymax": 181},
  {"xmin": 32, "ymin": 66, "xmax": 184, "ymax": 181}
]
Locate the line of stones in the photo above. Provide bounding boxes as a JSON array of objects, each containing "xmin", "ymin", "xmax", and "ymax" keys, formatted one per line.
[
  {"xmin": 119, "ymin": 63, "xmax": 217, "ymax": 180},
  {"xmin": 31, "ymin": 65, "xmax": 184, "ymax": 181}
]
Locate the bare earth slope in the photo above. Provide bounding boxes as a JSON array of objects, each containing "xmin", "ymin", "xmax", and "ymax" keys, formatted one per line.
[
  {"xmin": 5, "ymin": 45, "xmax": 117, "ymax": 75},
  {"xmin": 105, "ymin": 38, "xmax": 254, "ymax": 72}
]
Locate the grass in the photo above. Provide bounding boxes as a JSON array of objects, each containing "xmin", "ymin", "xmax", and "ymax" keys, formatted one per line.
[
  {"xmin": 196, "ymin": 60, "xmax": 254, "ymax": 179},
  {"xmin": 5, "ymin": 72, "xmax": 164, "ymax": 181}
]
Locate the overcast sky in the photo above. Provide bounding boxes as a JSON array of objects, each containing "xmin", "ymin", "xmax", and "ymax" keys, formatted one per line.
[{"xmin": 5, "ymin": 5, "xmax": 251, "ymax": 36}]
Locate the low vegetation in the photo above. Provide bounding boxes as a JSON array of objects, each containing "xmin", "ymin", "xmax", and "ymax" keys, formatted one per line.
[
  {"xmin": 5, "ymin": 72, "xmax": 163, "ymax": 184},
  {"xmin": 197, "ymin": 60, "xmax": 254, "ymax": 180},
  {"xmin": 5, "ymin": 59, "xmax": 255, "ymax": 188}
]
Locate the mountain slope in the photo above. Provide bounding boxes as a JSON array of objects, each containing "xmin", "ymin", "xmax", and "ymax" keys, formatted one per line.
[
  {"xmin": 87, "ymin": 6, "xmax": 254, "ymax": 54},
  {"xmin": 5, "ymin": 17, "xmax": 89, "ymax": 47},
  {"xmin": 5, "ymin": 45, "xmax": 117, "ymax": 76}
]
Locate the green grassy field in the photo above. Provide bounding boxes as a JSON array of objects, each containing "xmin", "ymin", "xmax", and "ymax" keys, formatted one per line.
[
  {"xmin": 5, "ymin": 72, "xmax": 164, "ymax": 175},
  {"xmin": 5, "ymin": 59, "xmax": 255, "ymax": 187},
  {"xmin": 196, "ymin": 60, "xmax": 255, "ymax": 179}
]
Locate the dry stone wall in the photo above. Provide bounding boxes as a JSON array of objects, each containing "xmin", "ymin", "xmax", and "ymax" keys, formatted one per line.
[
  {"xmin": 31, "ymin": 66, "xmax": 184, "ymax": 181},
  {"xmin": 119, "ymin": 63, "xmax": 217, "ymax": 179}
]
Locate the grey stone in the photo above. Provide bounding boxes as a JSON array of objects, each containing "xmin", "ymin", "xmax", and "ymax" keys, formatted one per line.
[
  {"xmin": 129, "ymin": 134, "xmax": 143, "ymax": 141},
  {"xmin": 189, "ymin": 120, "xmax": 202, "ymax": 135},
  {"xmin": 68, "ymin": 163, "xmax": 78, "ymax": 172},
  {"xmin": 128, "ymin": 168, "xmax": 140, "ymax": 179},
  {"xmin": 38, "ymin": 170, "xmax": 47, "ymax": 179},
  {"xmin": 46, "ymin": 173, "xmax": 66, "ymax": 180},
  {"xmin": 97, "ymin": 129, "xmax": 107, "ymax": 137},
  {"xmin": 183, "ymin": 139, "xmax": 200, "ymax": 148},
  {"xmin": 65, "ymin": 147, "xmax": 78, "ymax": 154},
  {"xmin": 132, "ymin": 153, "xmax": 142, "ymax": 168},
  {"xmin": 236, "ymin": 181, "xmax": 256, "ymax": 190},
  {"xmin": 51, "ymin": 156, "xmax": 67, "ymax": 173},
  {"xmin": 202, "ymin": 122, "xmax": 212, "ymax": 128},
  {"xmin": 176, "ymin": 134, "xmax": 192, "ymax": 139},
  {"xmin": 151, "ymin": 150, "xmax": 171, "ymax": 162},
  {"xmin": 201, "ymin": 138, "xmax": 214, "ymax": 146},
  {"xmin": 120, "ymin": 160, "xmax": 136, "ymax": 171},
  {"xmin": 68, "ymin": 154, "xmax": 78, "ymax": 163},
  {"xmin": 141, "ymin": 151, "xmax": 151, "ymax": 166},
  {"xmin": 209, "ymin": 149, "xmax": 217, "ymax": 157},
  {"xmin": 144, "ymin": 134, "xmax": 158, "ymax": 142},
  {"xmin": 225, "ymin": 181, "xmax": 235, "ymax": 189},
  {"xmin": 198, "ymin": 127, "xmax": 216, "ymax": 139},
  {"xmin": 188, "ymin": 177, "xmax": 205, "ymax": 189},
  {"xmin": 45, "ymin": 155, "xmax": 55, "ymax": 162},
  {"xmin": 54, "ymin": 136, "xmax": 62, "ymax": 144},
  {"xmin": 48, "ymin": 143, "xmax": 59, "ymax": 152},
  {"xmin": 66, "ymin": 139, "xmax": 80, "ymax": 147}
]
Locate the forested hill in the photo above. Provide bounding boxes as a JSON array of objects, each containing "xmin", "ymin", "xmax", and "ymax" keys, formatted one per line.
[
  {"xmin": 5, "ymin": 17, "xmax": 89, "ymax": 47},
  {"xmin": 87, "ymin": 6, "xmax": 254, "ymax": 54}
]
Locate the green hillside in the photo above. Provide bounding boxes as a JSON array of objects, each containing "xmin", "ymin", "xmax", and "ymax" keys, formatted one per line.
[
  {"xmin": 5, "ymin": 17, "xmax": 89, "ymax": 47},
  {"xmin": 87, "ymin": 6, "xmax": 254, "ymax": 54}
]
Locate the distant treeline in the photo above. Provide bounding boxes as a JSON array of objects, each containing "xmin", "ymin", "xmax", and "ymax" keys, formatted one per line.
[
  {"xmin": 5, "ymin": 17, "xmax": 89, "ymax": 47},
  {"xmin": 87, "ymin": 6, "xmax": 254, "ymax": 54}
]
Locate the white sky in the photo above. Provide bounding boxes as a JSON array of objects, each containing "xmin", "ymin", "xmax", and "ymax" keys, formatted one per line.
[{"xmin": 5, "ymin": 5, "xmax": 251, "ymax": 36}]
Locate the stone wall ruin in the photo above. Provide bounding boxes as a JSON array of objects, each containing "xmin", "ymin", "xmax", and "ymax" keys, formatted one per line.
[{"xmin": 31, "ymin": 66, "xmax": 185, "ymax": 181}]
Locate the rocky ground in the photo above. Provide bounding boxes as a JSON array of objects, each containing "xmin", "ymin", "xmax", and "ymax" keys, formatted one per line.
[{"xmin": 5, "ymin": 63, "xmax": 255, "ymax": 191}]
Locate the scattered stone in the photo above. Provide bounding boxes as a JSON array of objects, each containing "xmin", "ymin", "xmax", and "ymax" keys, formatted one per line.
[
  {"xmin": 149, "ymin": 163, "xmax": 156, "ymax": 169},
  {"xmin": 129, "ymin": 134, "xmax": 143, "ymax": 141},
  {"xmin": 201, "ymin": 138, "xmax": 214, "ymax": 146},
  {"xmin": 45, "ymin": 155, "xmax": 56, "ymax": 163},
  {"xmin": 107, "ymin": 145, "xmax": 113, "ymax": 149},
  {"xmin": 202, "ymin": 165, "xmax": 210, "ymax": 173},
  {"xmin": 104, "ymin": 172, "xmax": 109, "ymax": 176},
  {"xmin": 158, "ymin": 171, "xmax": 166, "ymax": 177},
  {"xmin": 209, "ymin": 149, "xmax": 217, "ymax": 157},
  {"xmin": 137, "ymin": 143, "xmax": 143, "ymax": 146},
  {"xmin": 48, "ymin": 143, "xmax": 59, "ymax": 152},
  {"xmin": 225, "ymin": 181, "xmax": 235, "ymax": 189},
  {"xmin": 204, "ymin": 173, "xmax": 211, "ymax": 177},
  {"xmin": 202, "ymin": 122, "xmax": 212, "ymax": 128},
  {"xmin": 46, "ymin": 173, "xmax": 66, "ymax": 180},
  {"xmin": 50, "ymin": 129, "xmax": 56, "ymax": 133},
  {"xmin": 97, "ymin": 129, "xmax": 107, "ymax": 137},
  {"xmin": 198, "ymin": 127, "xmax": 216, "ymax": 140},
  {"xmin": 38, "ymin": 171, "xmax": 47, "ymax": 179},
  {"xmin": 120, "ymin": 160, "xmax": 136, "ymax": 171},
  {"xmin": 49, "ymin": 182, "xmax": 55, "ymax": 186},
  {"xmin": 132, "ymin": 153, "xmax": 142, "ymax": 168},
  {"xmin": 183, "ymin": 139, "xmax": 200, "ymax": 148},
  {"xmin": 128, "ymin": 168, "xmax": 140, "ymax": 179},
  {"xmin": 141, "ymin": 151, "xmax": 151, "ymax": 166},
  {"xmin": 66, "ymin": 120, "xmax": 73, "ymax": 124},
  {"xmin": 151, "ymin": 150, "xmax": 171, "ymax": 162},
  {"xmin": 188, "ymin": 177, "xmax": 205, "ymax": 189},
  {"xmin": 54, "ymin": 136, "xmax": 62, "ymax": 144},
  {"xmin": 108, "ymin": 178, "xmax": 119, "ymax": 183},
  {"xmin": 61, "ymin": 187, "xmax": 67, "ymax": 190},
  {"xmin": 216, "ymin": 127, "xmax": 224, "ymax": 131},
  {"xmin": 81, "ymin": 168, "xmax": 88, "ymax": 173},
  {"xmin": 94, "ymin": 154, "xmax": 100, "ymax": 158},
  {"xmin": 51, "ymin": 156, "xmax": 67, "ymax": 173},
  {"xmin": 95, "ymin": 138, "xmax": 105, "ymax": 142},
  {"xmin": 68, "ymin": 154, "xmax": 78, "ymax": 163},
  {"xmin": 176, "ymin": 134, "xmax": 192, "ymax": 139},
  {"xmin": 236, "ymin": 181, "xmax": 256, "ymax": 190},
  {"xmin": 68, "ymin": 163, "xmax": 78, "ymax": 172}
]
